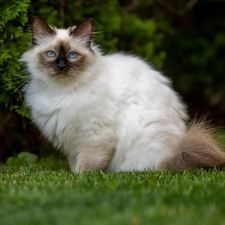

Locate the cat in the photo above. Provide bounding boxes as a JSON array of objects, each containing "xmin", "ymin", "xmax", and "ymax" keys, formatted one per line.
[{"xmin": 20, "ymin": 17, "xmax": 225, "ymax": 172}]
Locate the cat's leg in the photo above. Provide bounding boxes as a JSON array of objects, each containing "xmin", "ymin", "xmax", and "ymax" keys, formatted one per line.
[
  {"xmin": 69, "ymin": 146, "xmax": 116, "ymax": 172},
  {"xmin": 68, "ymin": 156, "xmax": 77, "ymax": 171}
]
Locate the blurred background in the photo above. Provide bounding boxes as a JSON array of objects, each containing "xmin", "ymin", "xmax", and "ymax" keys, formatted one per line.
[{"xmin": 0, "ymin": 0, "xmax": 225, "ymax": 162}]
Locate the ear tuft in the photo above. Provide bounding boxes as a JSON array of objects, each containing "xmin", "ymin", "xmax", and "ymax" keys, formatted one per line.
[
  {"xmin": 71, "ymin": 19, "xmax": 93, "ymax": 48},
  {"xmin": 31, "ymin": 16, "xmax": 55, "ymax": 45}
]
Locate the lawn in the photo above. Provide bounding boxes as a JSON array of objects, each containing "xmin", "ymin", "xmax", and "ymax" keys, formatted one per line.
[{"xmin": 1, "ymin": 132, "xmax": 225, "ymax": 225}]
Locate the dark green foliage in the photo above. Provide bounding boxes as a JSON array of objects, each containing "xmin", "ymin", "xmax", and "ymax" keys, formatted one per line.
[
  {"xmin": 157, "ymin": 0, "xmax": 225, "ymax": 121},
  {"xmin": 0, "ymin": 0, "xmax": 30, "ymax": 117}
]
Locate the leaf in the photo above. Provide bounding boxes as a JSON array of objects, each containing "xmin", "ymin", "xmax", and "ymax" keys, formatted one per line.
[
  {"xmin": 6, "ymin": 151, "xmax": 38, "ymax": 166},
  {"xmin": 18, "ymin": 152, "xmax": 38, "ymax": 164}
]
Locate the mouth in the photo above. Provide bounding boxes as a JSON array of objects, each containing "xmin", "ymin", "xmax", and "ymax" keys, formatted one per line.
[
  {"xmin": 59, "ymin": 68, "xmax": 68, "ymax": 73},
  {"xmin": 57, "ymin": 71, "xmax": 69, "ymax": 77},
  {"xmin": 49, "ymin": 69, "xmax": 69, "ymax": 79}
]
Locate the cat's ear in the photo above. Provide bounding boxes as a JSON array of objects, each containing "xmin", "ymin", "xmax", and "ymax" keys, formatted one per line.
[
  {"xmin": 70, "ymin": 19, "xmax": 93, "ymax": 48},
  {"xmin": 31, "ymin": 16, "xmax": 55, "ymax": 45}
]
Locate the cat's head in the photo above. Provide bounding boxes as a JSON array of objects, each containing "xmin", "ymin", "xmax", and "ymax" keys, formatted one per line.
[{"xmin": 21, "ymin": 17, "xmax": 98, "ymax": 84}]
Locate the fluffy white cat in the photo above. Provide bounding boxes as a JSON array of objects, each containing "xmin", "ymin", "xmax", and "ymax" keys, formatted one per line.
[{"xmin": 20, "ymin": 17, "xmax": 225, "ymax": 172}]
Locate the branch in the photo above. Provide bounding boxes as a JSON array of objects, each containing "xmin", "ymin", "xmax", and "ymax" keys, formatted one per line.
[
  {"xmin": 154, "ymin": 0, "xmax": 198, "ymax": 15},
  {"xmin": 124, "ymin": 0, "xmax": 140, "ymax": 13}
]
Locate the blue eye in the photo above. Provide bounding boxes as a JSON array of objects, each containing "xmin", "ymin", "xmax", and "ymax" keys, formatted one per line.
[
  {"xmin": 47, "ymin": 51, "xmax": 56, "ymax": 57},
  {"xmin": 68, "ymin": 52, "xmax": 77, "ymax": 59}
]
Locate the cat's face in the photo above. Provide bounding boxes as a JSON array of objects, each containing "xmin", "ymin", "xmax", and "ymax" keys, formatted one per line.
[{"xmin": 22, "ymin": 17, "xmax": 95, "ymax": 83}]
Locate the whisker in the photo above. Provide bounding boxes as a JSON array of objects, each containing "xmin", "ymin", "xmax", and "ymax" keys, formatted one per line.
[
  {"xmin": 0, "ymin": 76, "xmax": 25, "ymax": 82},
  {"xmin": 10, "ymin": 79, "xmax": 31, "ymax": 95},
  {"xmin": 0, "ymin": 79, "xmax": 29, "ymax": 88}
]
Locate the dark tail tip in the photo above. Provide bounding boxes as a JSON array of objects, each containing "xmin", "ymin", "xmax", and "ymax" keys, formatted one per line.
[{"xmin": 159, "ymin": 121, "xmax": 225, "ymax": 171}]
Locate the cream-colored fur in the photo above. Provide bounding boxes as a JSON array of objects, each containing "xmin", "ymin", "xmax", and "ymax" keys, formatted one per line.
[{"xmin": 21, "ymin": 18, "xmax": 225, "ymax": 172}]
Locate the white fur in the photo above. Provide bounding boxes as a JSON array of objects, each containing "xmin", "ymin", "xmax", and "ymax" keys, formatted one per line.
[{"xmin": 21, "ymin": 28, "xmax": 188, "ymax": 172}]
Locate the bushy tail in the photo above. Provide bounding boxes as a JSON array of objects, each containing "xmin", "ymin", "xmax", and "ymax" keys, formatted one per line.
[{"xmin": 159, "ymin": 121, "xmax": 225, "ymax": 171}]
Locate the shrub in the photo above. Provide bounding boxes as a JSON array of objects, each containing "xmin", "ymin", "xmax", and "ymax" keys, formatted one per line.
[{"xmin": 0, "ymin": 0, "xmax": 30, "ymax": 118}]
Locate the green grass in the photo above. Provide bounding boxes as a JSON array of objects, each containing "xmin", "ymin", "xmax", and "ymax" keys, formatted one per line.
[
  {"xmin": 1, "ymin": 131, "xmax": 225, "ymax": 225},
  {"xmin": 1, "ymin": 155, "xmax": 225, "ymax": 225}
]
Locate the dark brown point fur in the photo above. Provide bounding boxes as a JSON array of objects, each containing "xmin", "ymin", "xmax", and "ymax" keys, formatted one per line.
[
  {"xmin": 32, "ymin": 16, "xmax": 56, "ymax": 46},
  {"xmin": 70, "ymin": 19, "xmax": 93, "ymax": 48},
  {"xmin": 159, "ymin": 122, "xmax": 225, "ymax": 171},
  {"xmin": 32, "ymin": 17, "xmax": 95, "ymax": 79},
  {"xmin": 38, "ymin": 39, "xmax": 87, "ymax": 77}
]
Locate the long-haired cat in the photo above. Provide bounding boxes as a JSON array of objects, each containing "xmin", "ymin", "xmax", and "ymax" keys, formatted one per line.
[{"xmin": 20, "ymin": 17, "xmax": 225, "ymax": 172}]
